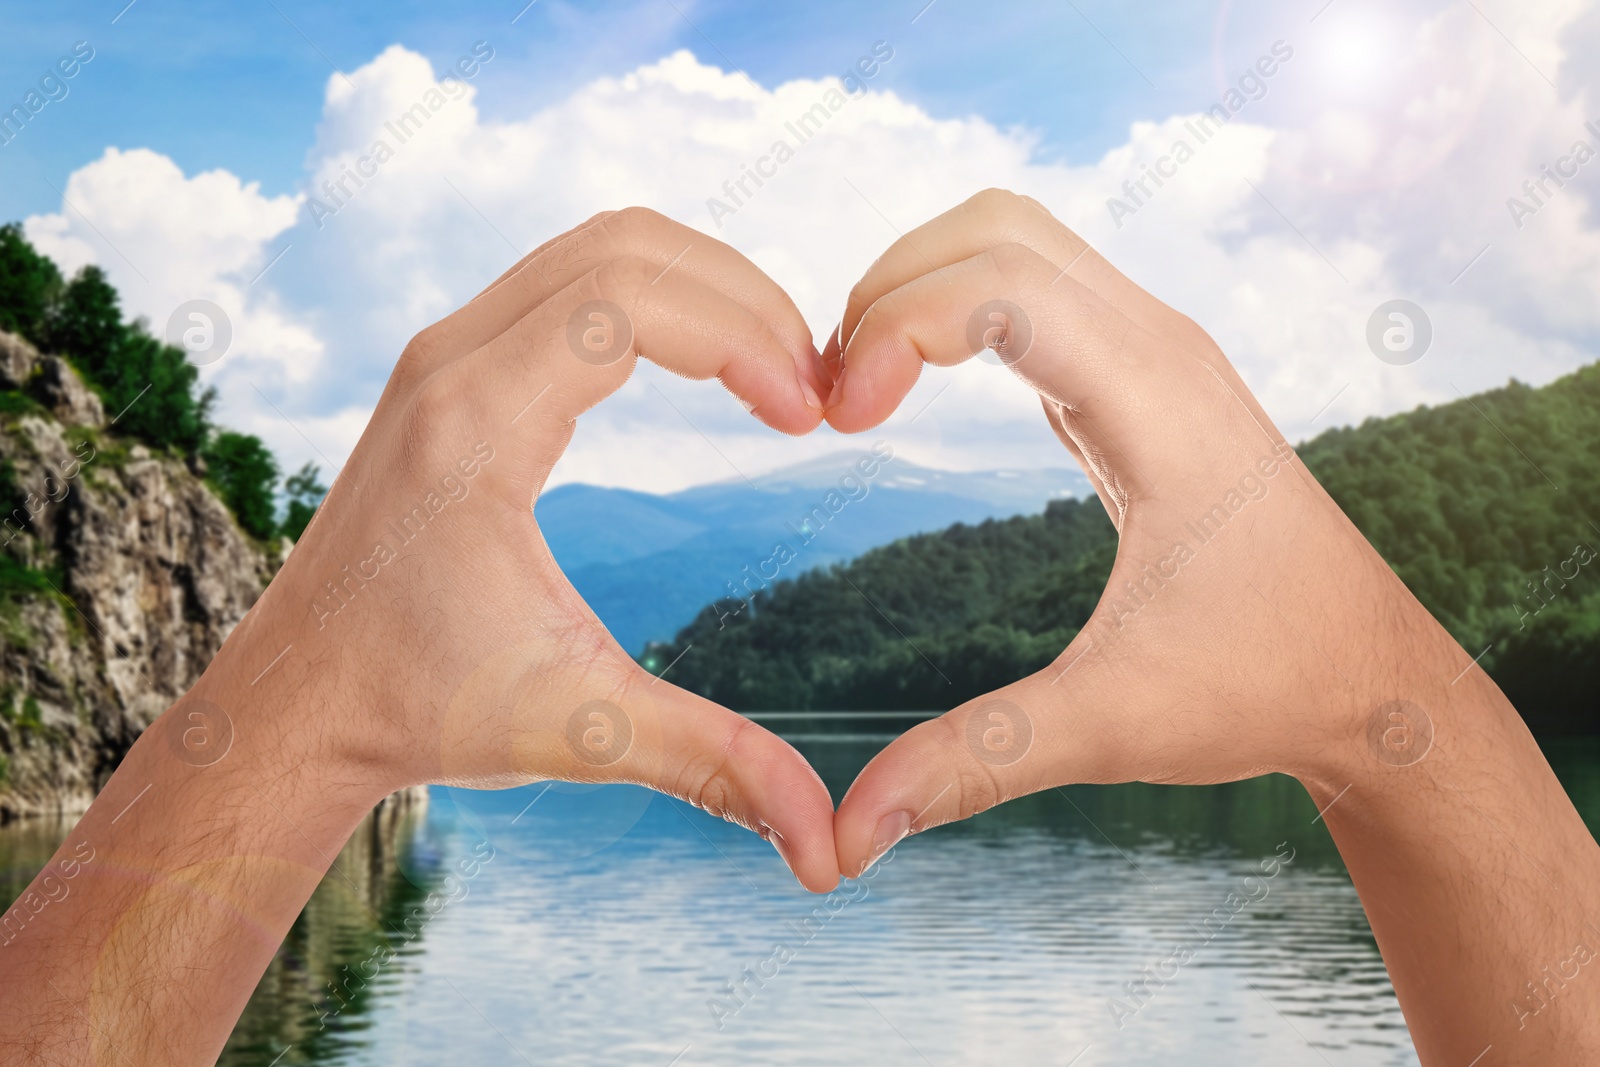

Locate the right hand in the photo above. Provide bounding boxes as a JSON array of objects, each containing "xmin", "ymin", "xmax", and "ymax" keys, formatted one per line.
[
  {"xmin": 823, "ymin": 189, "xmax": 1600, "ymax": 1066},
  {"xmin": 824, "ymin": 189, "xmax": 1483, "ymax": 863}
]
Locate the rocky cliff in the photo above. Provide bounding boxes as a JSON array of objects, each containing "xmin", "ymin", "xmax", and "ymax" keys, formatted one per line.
[{"xmin": 0, "ymin": 329, "xmax": 277, "ymax": 819}]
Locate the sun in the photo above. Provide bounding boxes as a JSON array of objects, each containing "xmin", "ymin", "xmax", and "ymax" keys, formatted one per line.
[{"xmin": 1311, "ymin": 4, "xmax": 1406, "ymax": 98}]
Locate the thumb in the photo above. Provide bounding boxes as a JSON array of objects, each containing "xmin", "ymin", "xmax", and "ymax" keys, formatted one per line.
[
  {"xmin": 604, "ymin": 681, "xmax": 844, "ymax": 895},
  {"xmin": 440, "ymin": 646, "xmax": 840, "ymax": 892},
  {"xmin": 833, "ymin": 635, "xmax": 1129, "ymax": 877}
]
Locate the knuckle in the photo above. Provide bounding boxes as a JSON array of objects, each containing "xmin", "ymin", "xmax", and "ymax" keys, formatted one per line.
[
  {"xmin": 1016, "ymin": 192, "xmax": 1056, "ymax": 219},
  {"xmin": 853, "ymin": 296, "xmax": 896, "ymax": 343},
  {"xmin": 953, "ymin": 763, "xmax": 1006, "ymax": 820},
  {"xmin": 971, "ymin": 188, "xmax": 1077, "ymax": 250},
  {"xmin": 399, "ymin": 325, "xmax": 447, "ymax": 372},
  {"xmin": 843, "ymin": 281, "xmax": 877, "ymax": 330},
  {"xmin": 677, "ymin": 716, "xmax": 760, "ymax": 823},
  {"xmin": 687, "ymin": 766, "xmax": 736, "ymax": 820},
  {"xmin": 539, "ymin": 210, "xmax": 624, "ymax": 280},
  {"xmin": 985, "ymin": 241, "xmax": 1047, "ymax": 286},
  {"xmin": 857, "ymin": 286, "xmax": 908, "ymax": 331},
  {"xmin": 729, "ymin": 302, "xmax": 777, "ymax": 353},
  {"xmin": 968, "ymin": 187, "xmax": 1024, "ymax": 217},
  {"xmin": 926, "ymin": 716, "xmax": 1005, "ymax": 821},
  {"xmin": 602, "ymin": 205, "xmax": 667, "ymax": 241},
  {"xmin": 597, "ymin": 253, "xmax": 657, "ymax": 298},
  {"xmin": 396, "ymin": 369, "xmax": 462, "ymax": 469},
  {"xmin": 539, "ymin": 224, "xmax": 604, "ymax": 281}
]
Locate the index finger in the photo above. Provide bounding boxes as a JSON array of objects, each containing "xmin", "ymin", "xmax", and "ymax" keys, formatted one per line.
[
  {"xmin": 828, "ymin": 189, "xmax": 1190, "ymax": 372},
  {"xmin": 415, "ymin": 207, "xmax": 830, "ymax": 399}
]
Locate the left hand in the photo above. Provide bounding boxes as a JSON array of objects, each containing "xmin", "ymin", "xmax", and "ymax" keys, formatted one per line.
[{"xmin": 222, "ymin": 207, "xmax": 842, "ymax": 890}]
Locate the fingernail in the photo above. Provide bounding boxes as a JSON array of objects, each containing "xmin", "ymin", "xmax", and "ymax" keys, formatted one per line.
[
  {"xmin": 766, "ymin": 827, "xmax": 792, "ymax": 868},
  {"xmin": 810, "ymin": 343, "xmax": 834, "ymax": 394},
  {"xmin": 798, "ymin": 373, "xmax": 823, "ymax": 412},
  {"xmin": 824, "ymin": 365, "xmax": 846, "ymax": 410},
  {"xmin": 821, "ymin": 322, "xmax": 842, "ymax": 372},
  {"xmin": 861, "ymin": 810, "xmax": 911, "ymax": 876},
  {"xmin": 820, "ymin": 323, "xmax": 848, "ymax": 411}
]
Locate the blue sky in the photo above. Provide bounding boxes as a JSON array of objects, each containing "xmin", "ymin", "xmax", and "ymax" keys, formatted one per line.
[
  {"xmin": 0, "ymin": 0, "xmax": 1308, "ymax": 221},
  {"xmin": 1, "ymin": 0, "xmax": 1595, "ymax": 492}
]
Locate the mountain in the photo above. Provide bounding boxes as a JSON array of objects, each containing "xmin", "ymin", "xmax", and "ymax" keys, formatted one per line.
[
  {"xmin": 536, "ymin": 450, "xmax": 1092, "ymax": 653},
  {"xmin": 645, "ymin": 364, "xmax": 1600, "ymax": 735},
  {"xmin": 0, "ymin": 331, "xmax": 279, "ymax": 818}
]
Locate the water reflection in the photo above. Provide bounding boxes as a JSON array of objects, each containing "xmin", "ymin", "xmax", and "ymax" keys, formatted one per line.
[
  {"xmin": 2, "ymin": 725, "xmax": 1596, "ymax": 1065},
  {"xmin": 219, "ymin": 791, "xmax": 437, "ymax": 1065}
]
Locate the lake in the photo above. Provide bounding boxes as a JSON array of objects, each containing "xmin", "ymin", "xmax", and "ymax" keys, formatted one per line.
[{"xmin": 4, "ymin": 717, "xmax": 1598, "ymax": 1066}]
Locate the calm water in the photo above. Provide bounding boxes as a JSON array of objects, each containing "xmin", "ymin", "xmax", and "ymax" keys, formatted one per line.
[{"xmin": 5, "ymin": 720, "xmax": 1599, "ymax": 1066}]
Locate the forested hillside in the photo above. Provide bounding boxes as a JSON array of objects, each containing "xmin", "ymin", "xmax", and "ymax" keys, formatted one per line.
[
  {"xmin": 0, "ymin": 225, "xmax": 331, "ymax": 814},
  {"xmin": 0, "ymin": 224, "xmax": 326, "ymax": 541},
  {"xmin": 646, "ymin": 365, "xmax": 1600, "ymax": 733}
]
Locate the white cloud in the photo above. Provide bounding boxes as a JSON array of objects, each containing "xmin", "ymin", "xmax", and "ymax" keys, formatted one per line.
[
  {"xmin": 23, "ymin": 146, "xmax": 322, "ymax": 408},
  {"xmin": 21, "ymin": 2, "xmax": 1600, "ymax": 492}
]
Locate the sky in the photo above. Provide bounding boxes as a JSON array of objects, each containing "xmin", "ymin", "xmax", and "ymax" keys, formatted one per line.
[{"xmin": 1, "ymin": 0, "xmax": 1597, "ymax": 492}]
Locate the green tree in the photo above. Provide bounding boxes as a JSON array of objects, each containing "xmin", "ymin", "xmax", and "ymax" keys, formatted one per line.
[
  {"xmin": 203, "ymin": 432, "xmax": 280, "ymax": 541},
  {"xmin": 281, "ymin": 462, "xmax": 328, "ymax": 541},
  {"xmin": 645, "ymin": 496, "xmax": 1118, "ymax": 711},
  {"xmin": 104, "ymin": 329, "xmax": 210, "ymax": 453},
  {"xmin": 0, "ymin": 223, "xmax": 62, "ymax": 343},
  {"xmin": 34, "ymin": 263, "xmax": 210, "ymax": 453},
  {"xmin": 648, "ymin": 365, "xmax": 1600, "ymax": 733},
  {"xmin": 0, "ymin": 224, "xmax": 286, "ymax": 539},
  {"xmin": 41, "ymin": 265, "xmax": 122, "ymax": 370}
]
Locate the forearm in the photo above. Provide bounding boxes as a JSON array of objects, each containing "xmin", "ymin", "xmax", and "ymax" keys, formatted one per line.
[
  {"xmin": 0, "ymin": 635, "xmax": 383, "ymax": 1065},
  {"xmin": 1309, "ymin": 605, "xmax": 1600, "ymax": 1065}
]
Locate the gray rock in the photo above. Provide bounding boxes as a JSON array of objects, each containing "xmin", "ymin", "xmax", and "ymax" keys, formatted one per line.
[
  {"xmin": 0, "ymin": 331, "xmax": 38, "ymax": 390},
  {"xmin": 33, "ymin": 355, "xmax": 106, "ymax": 428},
  {"xmin": 0, "ymin": 330, "xmax": 275, "ymax": 819}
]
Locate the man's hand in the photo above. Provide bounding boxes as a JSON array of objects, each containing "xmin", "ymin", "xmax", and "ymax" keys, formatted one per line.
[
  {"xmin": 825, "ymin": 189, "xmax": 1600, "ymax": 1065},
  {"xmin": 250, "ymin": 206, "xmax": 840, "ymax": 890},
  {"xmin": 825, "ymin": 187, "xmax": 1414, "ymax": 824},
  {"xmin": 0, "ymin": 208, "xmax": 840, "ymax": 1067}
]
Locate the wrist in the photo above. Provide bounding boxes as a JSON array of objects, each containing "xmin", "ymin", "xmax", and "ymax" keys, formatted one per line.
[
  {"xmin": 1276, "ymin": 540, "xmax": 1493, "ymax": 791},
  {"xmin": 188, "ymin": 592, "xmax": 407, "ymax": 814},
  {"xmin": 1290, "ymin": 575, "xmax": 1529, "ymax": 800}
]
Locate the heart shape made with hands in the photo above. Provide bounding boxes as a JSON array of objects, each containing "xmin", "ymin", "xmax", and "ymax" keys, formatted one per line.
[{"xmin": 309, "ymin": 191, "xmax": 1421, "ymax": 895}]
